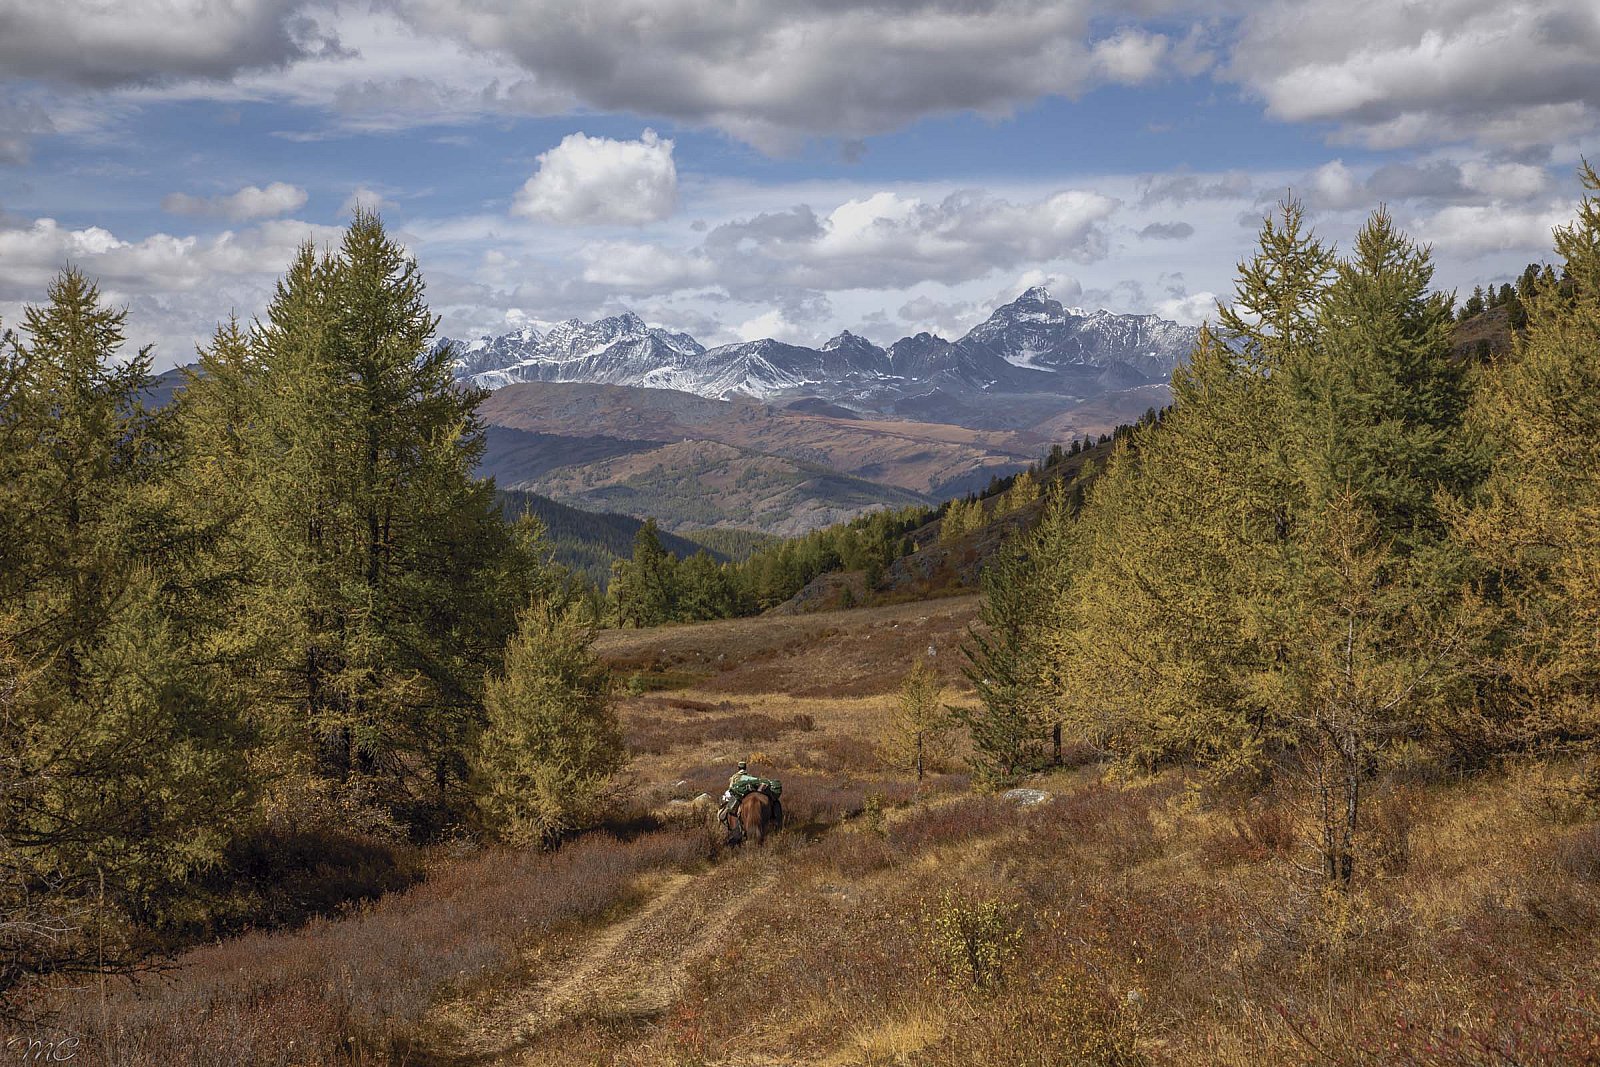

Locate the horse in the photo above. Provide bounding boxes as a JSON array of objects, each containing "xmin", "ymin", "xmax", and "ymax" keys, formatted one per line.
[{"xmin": 724, "ymin": 788, "xmax": 782, "ymax": 847}]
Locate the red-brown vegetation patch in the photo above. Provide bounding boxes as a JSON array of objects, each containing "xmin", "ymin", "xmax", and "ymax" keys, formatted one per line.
[
  {"xmin": 596, "ymin": 596, "xmax": 981, "ymax": 698},
  {"xmin": 4, "ymin": 830, "xmax": 703, "ymax": 1066},
  {"xmin": 887, "ymin": 794, "xmax": 1019, "ymax": 856},
  {"xmin": 622, "ymin": 699, "xmax": 816, "ymax": 756}
]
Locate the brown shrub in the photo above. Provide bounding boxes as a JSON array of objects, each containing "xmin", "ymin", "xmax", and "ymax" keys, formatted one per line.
[
  {"xmin": 810, "ymin": 827, "xmax": 897, "ymax": 877},
  {"xmin": 889, "ymin": 796, "xmax": 1017, "ymax": 856},
  {"xmin": 922, "ymin": 969, "xmax": 1147, "ymax": 1067},
  {"xmin": 1553, "ymin": 824, "xmax": 1600, "ymax": 883},
  {"xmin": 1364, "ymin": 786, "xmax": 1421, "ymax": 878},
  {"xmin": 793, "ymin": 731, "xmax": 879, "ymax": 773},
  {"xmin": 623, "ymin": 705, "xmax": 816, "ymax": 756},
  {"xmin": 778, "ymin": 774, "xmax": 917, "ymax": 827},
  {"xmin": 1021, "ymin": 781, "xmax": 1165, "ymax": 868},
  {"xmin": 168, "ymin": 827, "xmax": 424, "ymax": 941},
  {"xmin": 1056, "ymin": 738, "xmax": 1105, "ymax": 771},
  {"xmin": 1206, "ymin": 796, "xmax": 1297, "ymax": 868}
]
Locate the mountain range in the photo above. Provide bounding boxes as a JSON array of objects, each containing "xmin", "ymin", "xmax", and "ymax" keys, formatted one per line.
[{"xmin": 448, "ymin": 287, "xmax": 1199, "ymax": 431}]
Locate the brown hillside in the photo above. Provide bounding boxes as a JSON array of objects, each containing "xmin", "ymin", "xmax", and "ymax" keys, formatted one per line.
[
  {"xmin": 1451, "ymin": 304, "xmax": 1515, "ymax": 360},
  {"xmin": 596, "ymin": 594, "xmax": 981, "ymax": 700},
  {"xmin": 478, "ymin": 381, "xmax": 1037, "ymax": 497},
  {"xmin": 773, "ymin": 438, "xmax": 1115, "ymax": 613},
  {"xmin": 43, "ymin": 596, "xmax": 1600, "ymax": 1067},
  {"xmin": 526, "ymin": 438, "xmax": 932, "ymax": 537},
  {"xmin": 1027, "ymin": 381, "xmax": 1171, "ymax": 440}
]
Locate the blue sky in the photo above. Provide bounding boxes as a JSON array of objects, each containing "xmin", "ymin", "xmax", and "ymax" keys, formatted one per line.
[{"xmin": 1, "ymin": 0, "xmax": 1596, "ymax": 368}]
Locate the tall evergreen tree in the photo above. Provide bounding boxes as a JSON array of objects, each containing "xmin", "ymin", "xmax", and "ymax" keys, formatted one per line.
[
  {"xmin": 1061, "ymin": 329, "xmax": 1295, "ymax": 775},
  {"xmin": 960, "ymin": 488, "xmax": 1078, "ymax": 780},
  {"xmin": 0, "ymin": 273, "xmax": 250, "ymax": 1005},
  {"xmin": 675, "ymin": 550, "xmax": 736, "ymax": 621},
  {"xmin": 1287, "ymin": 207, "xmax": 1479, "ymax": 554},
  {"xmin": 176, "ymin": 213, "xmax": 536, "ymax": 818},
  {"xmin": 1451, "ymin": 162, "xmax": 1600, "ymax": 763},
  {"xmin": 610, "ymin": 519, "xmax": 677, "ymax": 626},
  {"xmin": 1040, "ymin": 203, "xmax": 1333, "ymax": 775}
]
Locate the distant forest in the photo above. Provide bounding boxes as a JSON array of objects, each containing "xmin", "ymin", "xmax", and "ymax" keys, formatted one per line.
[{"xmin": 496, "ymin": 488, "xmax": 723, "ymax": 587}]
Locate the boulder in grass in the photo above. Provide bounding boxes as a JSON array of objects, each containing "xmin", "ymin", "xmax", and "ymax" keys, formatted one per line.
[{"xmin": 1001, "ymin": 787, "xmax": 1050, "ymax": 806}]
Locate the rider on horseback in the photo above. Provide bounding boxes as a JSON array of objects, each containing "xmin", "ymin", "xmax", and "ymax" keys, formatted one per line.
[
  {"xmin": 720, "ymin": 760, "xmax": 755, "ymax": 823},
  {"xmin": 719, "ymin": 759, "xmax": 783, "ymax": 829}
]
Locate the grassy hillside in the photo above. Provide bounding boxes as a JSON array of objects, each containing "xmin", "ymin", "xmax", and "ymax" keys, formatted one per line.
[
  {"xmin": 772, "ymin": 434, "xmax": 1118, "ymax": 613},
  {"xmin": 26, "ymin": 597, "xmax": 1597, "ymax": 1066},
  {"xmin": 477, "ymin": 381, "xmax": 1036, "ymax": 498},
  {"xmin": 1451, "ymin": 304, "xmax": 1516, "ymax": 360},
  {"xmin": 530, "ymin": 438, "xmax": 934, "ymax": 537}
]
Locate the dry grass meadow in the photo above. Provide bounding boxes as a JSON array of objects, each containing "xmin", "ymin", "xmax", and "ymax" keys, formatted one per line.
[{"xmin": 8, "ymin": 596, "xmax": 1600, "ymax": 1065}]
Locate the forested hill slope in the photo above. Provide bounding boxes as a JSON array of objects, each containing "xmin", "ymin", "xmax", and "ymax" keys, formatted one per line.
[
  {"xmin": 767, "ymin": 432, "xmax": 1124, "ymax": 614},
  {"xmin": 497, "ymin": 488, "xmax": 719, "ymax": 586}
]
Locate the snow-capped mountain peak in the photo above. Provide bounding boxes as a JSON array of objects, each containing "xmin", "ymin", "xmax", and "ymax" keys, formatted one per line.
[{"xmin": 446, "ymin": 289, "xmax": 1198, "ymax": 409}]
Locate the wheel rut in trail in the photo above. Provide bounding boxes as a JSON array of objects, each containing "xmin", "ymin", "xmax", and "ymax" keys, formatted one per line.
[{"xmin": 443, "ymin": 862, "xmax": 780, "ymax": 1063}]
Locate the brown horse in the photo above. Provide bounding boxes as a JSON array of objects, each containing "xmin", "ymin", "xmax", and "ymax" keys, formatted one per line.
[{"xmin": 724, "ymin": 789, "xmax": 782, "ymax": 847}]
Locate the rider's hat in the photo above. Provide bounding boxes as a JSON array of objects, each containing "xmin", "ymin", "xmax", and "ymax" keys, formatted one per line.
[{"xmin": 737, "ymin": 760, "xmax": 748, "ymax": 770}]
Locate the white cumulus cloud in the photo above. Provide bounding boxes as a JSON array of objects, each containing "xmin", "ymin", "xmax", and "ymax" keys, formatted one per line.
[
  {"xmin": 0, "ymin": 212, "xmax": 344, "ymax": 364},
  {"xmin": 162, "ymin": 181, "xmax": 308, "ymax": 220},
  {"xmin": 1412, "ymin": 201, "xmax": 1576, "ymax": 258},
  {"xmin": 1091, "ymin": 30, "xmax": 1170, "ymax": 85},
  {"xmin": 579, "ymin": 185, "xmax": 1118, "ymax": 300},
  {"xmin": 512, "ymin": 129, "xmax": 677, "ymax": 226},
  {"xmin": 340, "ymin": 185, "xmax": 393, "ymax": 215},
  {"xmin": 1156, "ymin": 290, "xmax": 1220, "ymax": 324}
]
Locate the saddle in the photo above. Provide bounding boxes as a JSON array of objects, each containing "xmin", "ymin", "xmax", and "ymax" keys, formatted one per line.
[{"xmin": 720, "ymin": 778, "xmax": 784, "ymax": 828}]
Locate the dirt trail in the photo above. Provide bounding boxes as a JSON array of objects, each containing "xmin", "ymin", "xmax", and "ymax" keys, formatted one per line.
[{"xmin": 433, "ymin": 860, "xmax": 779, "ymax": 1063}]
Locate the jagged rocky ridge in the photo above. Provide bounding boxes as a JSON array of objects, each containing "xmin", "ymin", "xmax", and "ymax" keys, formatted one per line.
[{"xmin": 447, "ymin": 287, "xmax": 1199, "ymax": 425}]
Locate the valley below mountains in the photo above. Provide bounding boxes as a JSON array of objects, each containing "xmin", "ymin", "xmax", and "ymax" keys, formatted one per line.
[{"xmin": 476, "ymin": 382, "xmax": 1025, "ymax": 535}]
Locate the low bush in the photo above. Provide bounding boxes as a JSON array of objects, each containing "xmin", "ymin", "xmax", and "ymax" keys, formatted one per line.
[
  {"xmin": 1554, "ymin": 823, "xmax": 1600, "ymax": 882},
  {"xmin": 923, "ymin": 888, "xmax": 1021, "ymax": 991},
  {"xmin": 168, "ymin": 826, "xmax": 425, "ymax": 941},
  {"xmin": 889, "ymin": 795, "xmax": 1016, "ymax": 856},
  {"xmin": 1205, "ymin": 795, "xmax": 1297, "ymax": 867}
]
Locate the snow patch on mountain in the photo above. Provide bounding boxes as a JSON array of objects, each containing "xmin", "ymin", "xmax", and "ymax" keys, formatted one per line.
[{"xmin": 446, "ymin": 287, "xmax": 1200, "ymax": 407}]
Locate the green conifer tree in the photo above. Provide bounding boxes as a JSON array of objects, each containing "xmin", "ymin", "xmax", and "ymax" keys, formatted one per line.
[
  {"xmin": 675, "ymin": 550, "xmax": 735, "ymax": 621},
  {"xmin": 1450, "ymin": 162, "xmax": 1600, "ymax": 764},
  {"xmin": 1288, "ymin": 207, "xmax": 1479, "ymax": 553},
  {"xmin": 958, "ymin": 488, "xmax": 1081, "ymax": 781},
  {"xmin": 0, "ymin": 273, "xmax": 251, "ymax": 1003},
  {"xmin": 471, "ymin": 595, "xmax": 625, "ymax": 846},
  {"xmin": 611, "ymin": 519, "xmax": 678, "ymax": 626},
  {"xmin": 175, "ymin": 213, "xmax": 535, "ymax": 818}
]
